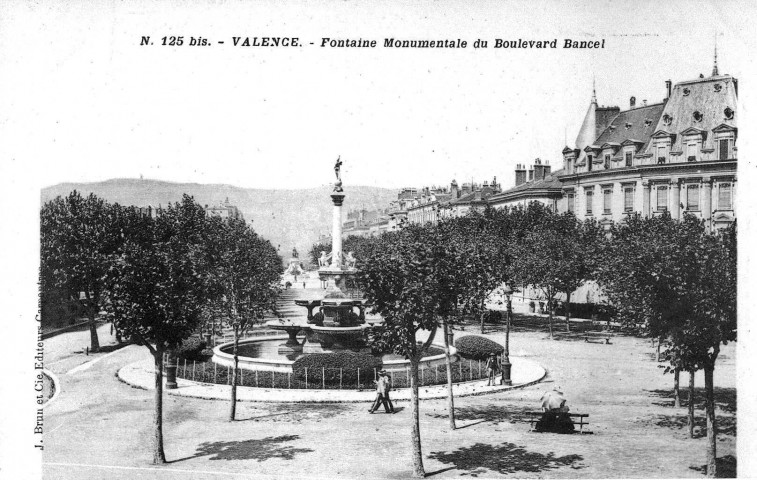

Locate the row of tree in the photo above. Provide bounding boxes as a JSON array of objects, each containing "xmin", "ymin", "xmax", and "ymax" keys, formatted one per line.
[
  {"xmin": 335, "ymin": 203, "xmax": 734, "ymax": 478},
  {"xmin": 41, "ymin": 191, "xmax": 283, "ymax": 463}
]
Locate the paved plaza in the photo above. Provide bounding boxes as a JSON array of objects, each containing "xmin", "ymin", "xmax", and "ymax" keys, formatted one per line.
[{"xmin": 42, "ymin": 313, "xmax": 736, "ymax": 479}]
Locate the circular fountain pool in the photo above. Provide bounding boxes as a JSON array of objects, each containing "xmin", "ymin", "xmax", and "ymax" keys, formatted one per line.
[{"xmin": 212, "ymin": 336, "xmax": 458, "ymax": 373}]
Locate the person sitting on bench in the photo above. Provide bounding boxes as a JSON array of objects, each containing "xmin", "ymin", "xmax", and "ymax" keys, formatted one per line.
[{"xmin": 535, "ymin": 386, "xmax": 575, "ymax": 433}]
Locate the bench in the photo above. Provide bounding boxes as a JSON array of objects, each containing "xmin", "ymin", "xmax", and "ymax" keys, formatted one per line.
[
  {"xmin": 584, "ymin": 331, "xmax": 614, "ymax": 344},
  {"xmin": 524, "ymin": 411, "xmax": 591, "ymax": 434}
]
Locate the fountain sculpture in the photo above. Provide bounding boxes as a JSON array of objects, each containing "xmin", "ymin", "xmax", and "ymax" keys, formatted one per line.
[
  {"xmin": 269, "ymin": 156, "xmax": 371, "ymax": 354},
  {"xmin": 211, "ymin": 157, "xmax": 457, "ymax": 374}
]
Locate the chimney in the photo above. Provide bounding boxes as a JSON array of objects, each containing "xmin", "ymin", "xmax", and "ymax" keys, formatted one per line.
[
  {"xmin": 461, "ymin": 183, "xmax": 471, "ymax": 195},
  {"xmin": 528, "ymin": 169, "xmax": 534, "ymax": 182},
  {"xmin": 515, "ymin": 164, "xmax": 527, "ymax": 186},
  {"xmin": 642, "ymin": 99, "xmax": 647, "ymax": 107},
  {"xmin": 630, "ymin": 96, "xmax": 636, "ymax": 108},
  {"xmin": 544, "ymin": 160, "xmax": 552, "ymax": 177},
  {"xmin": 450, "ymin": 180, "xmax": 459, "ymax": 198},
  {"xmin": 533, "ymin": 158, "xmax": 547, "ymax": 182},
  {"xmin": 665, "ymin": 80, "xmax": 672, "ymax": 100}
]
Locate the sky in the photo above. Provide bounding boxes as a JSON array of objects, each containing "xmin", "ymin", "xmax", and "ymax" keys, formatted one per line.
[
  {"xmin": 1, "ymin": 1, "xmax": 754, "ymax": 192},
  {"xmin": 1, "ymin": 1, "xmax": 757, "ymax": 478}
]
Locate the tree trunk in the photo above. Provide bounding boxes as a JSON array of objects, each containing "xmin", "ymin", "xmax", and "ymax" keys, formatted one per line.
[
  {"xmin": 547, "ymin": 298, "xmax": 554, "ymax": 338},
  {"xmin": 409, "ymin": 358, "xmax": 425, "ymax": 478},
  {"xmin": 479, "ymin": 298, "xmax": 486, "ymax": 334},
  {"xmin": 704, "ymin": 364, "xmax": 717, "ymax": 477},
  {"xmin": 442, "ymin": 319, "xmax": 456, "ymax": 430},
  {"xmin": 565, "ymin": 291, "xmax": 571, "ymax": 333},
  {"xmin": 230, "ymin": 326, "xmax": 239, "ymax": 421},
  {"xmin": 688, "ymin": 370, "xmax": 695, "ymax": 438},
  {"xmin": 85, "ymin": 291, "xmax": 100, "ymax": 352},
  {"xmin": 673, "ymin": 367, "xmax": 681, "ymax": 408},
  {"xmin": 153, "ymin": 349, "xmax": 167, "ymax": 464}
]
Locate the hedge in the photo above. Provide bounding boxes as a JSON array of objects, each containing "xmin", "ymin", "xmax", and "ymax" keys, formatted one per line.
[
  {"xmin": 454, "ymin": 335, "xmax": 504, "ymax": 360},
  {"xmin": 173, "ymin": 337, "xmax": 208, "ymax": 361},
  {"xmin": 292, "ymin": 352, "xmax": 382, "ymax": 386}
]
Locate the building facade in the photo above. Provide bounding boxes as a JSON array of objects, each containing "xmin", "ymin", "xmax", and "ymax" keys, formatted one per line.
[{"xmin": 558, "ymin": 66, "xmax": 736, "ymax": 230}]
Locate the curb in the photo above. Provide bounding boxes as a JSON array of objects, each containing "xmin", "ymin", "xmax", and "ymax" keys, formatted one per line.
[{"xmin": 117, "ymin": 357, "xmax": 546, "ymax": 404}]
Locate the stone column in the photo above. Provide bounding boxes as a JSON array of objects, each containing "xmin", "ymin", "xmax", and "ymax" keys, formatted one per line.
[
  {"xmin": 642, "ymin": 181, "xmax": 651, "ymax": 217},
  {"xmin": 701, "ymin": 177, "xmax": 712, "ymax": 232},
  {"xmin": 331, "ymin": 193, "xmax": 345, "ymax": 268},
  {"xmin": 670, "ymin": 179, "xmax": 681, "ymax": 220}
]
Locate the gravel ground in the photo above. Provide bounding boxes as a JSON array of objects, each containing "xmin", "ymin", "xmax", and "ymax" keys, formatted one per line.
[{"xmin": 42, "ymin": 317, "xmax": 736, "ymax": 479}]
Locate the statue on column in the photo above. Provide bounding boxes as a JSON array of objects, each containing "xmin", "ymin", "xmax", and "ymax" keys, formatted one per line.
[
  {"xmin": 292, "ymin": 247, "xmax": 299, "ymax": 259},
  {"xmin": 334, "ymin": 156, "xmax": 344, "ymax": 192}
]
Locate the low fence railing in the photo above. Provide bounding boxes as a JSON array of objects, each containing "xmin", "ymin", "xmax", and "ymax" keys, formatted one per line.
[{"xmin": 173, "ymin": 356, "xmax": 499, "ymax": 390}]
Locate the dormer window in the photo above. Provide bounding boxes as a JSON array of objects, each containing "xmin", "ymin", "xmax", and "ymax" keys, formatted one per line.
[
  {"xmin": 587, "ymin": 155, "xmax": 593, "ymax": 172},
  {"xmin": 686, "ymin": 142, "xmax": 698, "ymax": 162},
  {"xmin": 663, "ymin": 114, "xmax": 673, "ymax": 126},
  {"xmin": 693, "ymin": 111, "xmax": 703, "ymax": 122},
  {"xmin": 625, "ymin": 122, "xmax": 632, "ymax": 129},
  {"xmin": 724, "ymin": 107, "xmax": 734, "ymax": 120},
  {"xmin": 712, "ymin": 124, "xmax": 737, "ymax": 161},
  {"xmin": 604, "ymin": 154, "xmax": 611, "ymax": 169},
  {"xmin": 625, "ymin": 151, "xmax": 633, "ymax": 167},
  {"xmin": 714, "ymin": 83, "xmax": 722, "ymax": 92},
  {"xmin": 644, "ymin": 119, "xmax": 652, "ymax": 127},
  {"xmin": 683, "ymin": 88, "xmax": 691, "ymax": 96}
]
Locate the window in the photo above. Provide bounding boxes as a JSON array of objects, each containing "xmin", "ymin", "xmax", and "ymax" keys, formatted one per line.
[
  {"xmin": 656, "ymin": 145, "xmax": 667, "ymax": 164},
  {"xmin": 587, "ymin": 155, "xmax": 593, "ymax": 172},
  {"xmin": 585, "ymin": 190, "xmax": 594, "ymax": 215},
  {"xmin": 718, "ymin": 183, "xmax": 732, "ymax": 210},
  {"xmin": 686, "ymin": 185, "xmax": 700, "ymax": 211},
  {"xmin": 719, "ymin": 139, "xmax": 730, "ymax": 160},
  {"xmin": 604, "ymin": 154, "xmax": 611, "ymax": 169},
  {"xmin": 567, "ymin": 193, "xmax": 575, "ymax": 212},
  {"xmin": 625, "ymin": 151, "xmax": 633, "ymax": 167},
  {"xmin": 603, "ymin": 189, "xmax": 612, "ymax": 214},
  {"xmin": 687, "ymin": 143, "xmax": 697, "ymax": 162},
  {"xmin": 624, "ymin": 187, "xmax": 635, "ymax": 212},
  {"xmin": 656, "ymin": 186, "xmax": 668, "ymax": 211}
]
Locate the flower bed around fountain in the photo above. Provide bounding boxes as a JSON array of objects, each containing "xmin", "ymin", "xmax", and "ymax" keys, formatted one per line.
[{"xmin": 176, "ymin": 335, "xmax": 496, "ymax": 390}]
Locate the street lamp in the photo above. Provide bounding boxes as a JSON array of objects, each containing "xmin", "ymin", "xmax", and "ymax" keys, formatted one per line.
[{"xmin": 501, "ymin": 285, "xmax": 513, "ymax": 386}]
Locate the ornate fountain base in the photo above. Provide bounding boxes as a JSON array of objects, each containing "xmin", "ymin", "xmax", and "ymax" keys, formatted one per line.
[{"xmin": 277, "ymin": 325, "xmax": 303, "ymax": 354}]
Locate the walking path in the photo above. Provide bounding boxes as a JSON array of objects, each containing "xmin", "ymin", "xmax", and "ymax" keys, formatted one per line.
[
  {"xmin": 41, "ymin": 296, "xmax": 737, "ymax": 479},
  {"xmin": 117, "ymin": 356, "xmax": 545, "ymax": 402}
]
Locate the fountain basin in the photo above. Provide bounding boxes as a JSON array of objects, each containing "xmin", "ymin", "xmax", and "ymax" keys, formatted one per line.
[{"xmin": 212, "ymin": 335, "xmax": 458, "ymax": 374}]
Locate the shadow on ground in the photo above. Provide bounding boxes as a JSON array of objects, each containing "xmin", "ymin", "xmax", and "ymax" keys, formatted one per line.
[
  {"xmin": 646, "ymin": 387, "xmax": 736, "ymax": 414},
  {"xmin": 689, "ymin": 455, "xmax": 737, "ymax": 478},
  {"xmin": 174, "ymin": 435, "xmax": 314, "ymax": 463},
  {"xmin": 426, "ymin": 404, "xmax": 533, "ymax": 426},
  {"xmin": 240, "ymin": 403, "xmax": 347, "ymax": 423},
  {"xmin": 640, "ymin": 413, "xmax": 736, "ymax": 437},
  {"xmin": 428, "ymin": 442, "xmax": 584, "ymax": 476}
]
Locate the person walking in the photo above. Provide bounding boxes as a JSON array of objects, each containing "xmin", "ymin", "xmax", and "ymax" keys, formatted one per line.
[
  {"xmin": 368, "ymin": 370, "xmax": 395, "ymax": 413},
  {"xmin": 486, "ymin": 353, "xmax": 499, "ymax": 386},
  {"xmin": 380, "ymin": 370, "xmax": 395, "ymax": 413}
]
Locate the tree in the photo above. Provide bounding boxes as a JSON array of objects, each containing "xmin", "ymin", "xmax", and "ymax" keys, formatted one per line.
[
  {"xmin": 104, "ymin": 195, "xmax": 210, "ymax": 464},
  {"xmin": 511, "ymin": 207, "xmax": 597, "ymax": 337},
  {"xmin": 205, "ymin": 216, "xmax": 282, "ymax": 421},
  {"xmin": 357, "ymin": 225, "xmax": 444, "ymax": 478},
  {"xmin": 41, "ymin": 191, "xmax": 123, "ymax": 352},
  {"xmin": 597, "ymin": 214, "xmax": 736, "ymax": 477}
]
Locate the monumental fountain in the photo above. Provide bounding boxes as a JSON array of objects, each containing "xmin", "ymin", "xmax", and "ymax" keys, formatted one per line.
[{"xmin": 212, "ymin": 158, "xmax": 456, "ymax": 374}]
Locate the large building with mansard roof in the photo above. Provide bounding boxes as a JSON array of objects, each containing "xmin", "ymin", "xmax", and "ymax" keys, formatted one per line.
[{"xmin": 491, "ymin": 58, "xmax": 736, "ymax": 232}]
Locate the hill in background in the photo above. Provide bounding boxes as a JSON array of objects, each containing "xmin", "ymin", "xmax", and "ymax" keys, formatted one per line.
[{"xmin": 41, "ymin": 178, "xmax": 397, "ymax": 263}]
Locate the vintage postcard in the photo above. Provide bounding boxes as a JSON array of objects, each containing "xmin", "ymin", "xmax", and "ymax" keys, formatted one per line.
[{"xmin": 1, "ymin": 1, "xmax": 755, "ymax": 479}]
